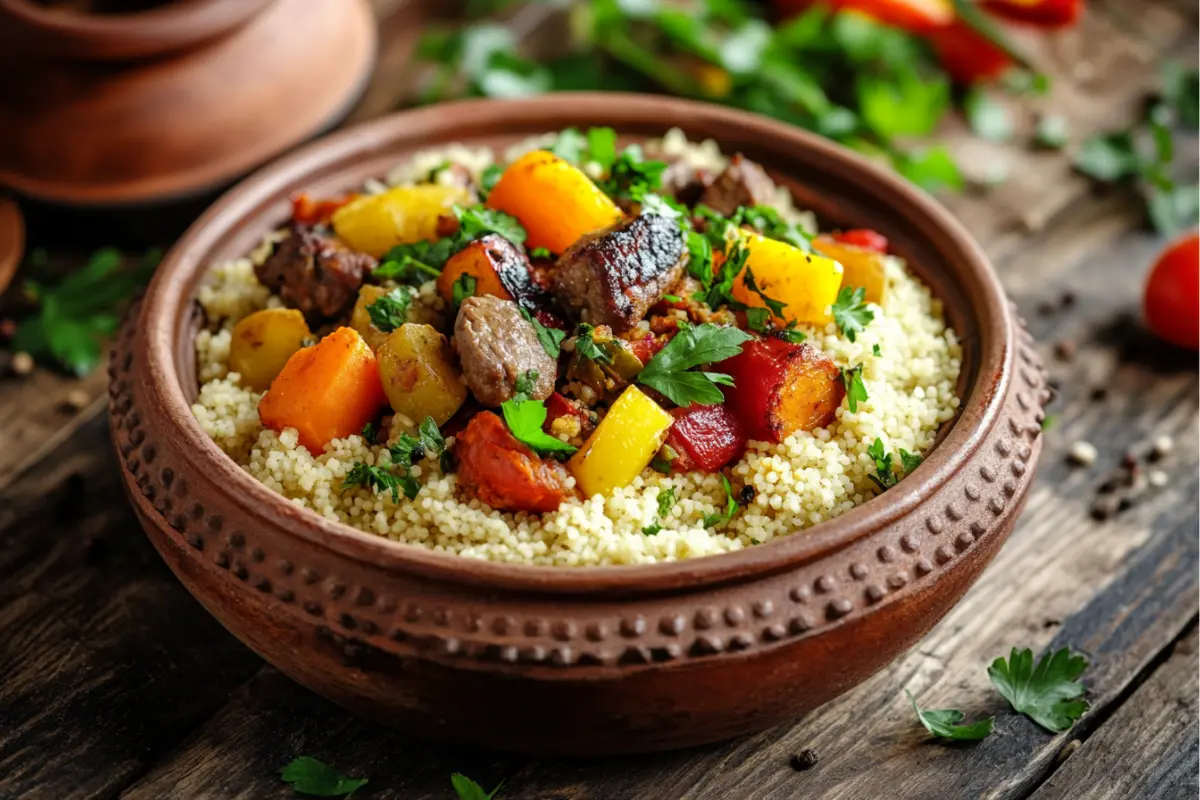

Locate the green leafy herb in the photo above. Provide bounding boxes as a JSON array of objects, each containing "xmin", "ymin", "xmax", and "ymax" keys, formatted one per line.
[
  {"xmin": 519, "ymin": 307, "xmax": 566, "ymax": 358},
  {"xmin": 832, "ymin": 286, "xmax": 874, "ymax": 342},
  {"xmin": 342, "ymin": 463, "xmax": 401, "ymax": 502},
  {"xmin": 650, "ymin": 445, "xmax": 677, "ymax": 475},
  {"xmin": 745, "ymin": 307, "xmax": 771, "ymax": 333},
  {"xmin": 549, "ymin": 126, "xmax": 587, "ymax": 162},
  {"xmin": 598, "ymin": 144, "xmax": 668, "ymax": 201},
  {"xmin": 13, "ymin": 247, "xmax": 160, "ymax": 376},
  {"xmin": 841, "ymin": 363, "xmax": 868, "ymax": 414},
  {"xmin": 501, "ymin": 371, "xmax": 579, "ymax": 458},
  {"xmin": 899, "ymin": 448, "xmax": 922, "ymax": 475},
  {"xmin": 451, "ymin": 772, "xmax": 504, "ymax": 800},
  {"xmin": 867, "ymin": 437, "xmax": 898, "ymax": 491},
  {"xmin": 1034, "ymin": 114, "xmax": 1069, "ymax": 149},
  {"xmin": 280, "ymin": 757, "xmax": 368, "ymax": 797},
  {"xmin": 686, "ymin": 229, "xmax": 715, "ymax": 284},
  {"xmin": 529, "ymin": 246, "xmax": 553, "ymax": 259},
  {"xmin": 702, "ymin": 474, "xmax": 740, "ymax": 528},
  {"xmin": 872, "ymin": 343, "xmax": 882, "ymax": 357},
  {"xmin": 373, "ymin": 241, "xmax": 451, "ymax": 284},
  {"xmin": 361, "ymin": 422, "xmax": 377, "ymax": 445},
  {"xmin": 964, "ymin": 88, "xmax": 1013, "ymax": 142},
  {"xmin": 642, "ymin": 522, "xmax": 663, "ymax": 536},
  {"xmin": 586, "ymin": 126, "xmax": 619, "ymax": 168},
  {"xmin": 694, "ymin": 241, "xmax": 750, "ymax": 312},
  {"xmin": 743, "ymin": 267, "xmax": 787, "ymax": 317},
  {"xmin": 988, "ymin": 647, "xmax": 1090, "ymax": 733},
  {"xmin": 895, "ymin": 146, "xmax": 964, "ymax": 192},
  {"xmin": 780, "ymin": 323, "xmax": 807, "ymax": 344},
  {"xmin": 575, "ymin": 323, "xmax": 613, "ymax": 365},
  {"xmin": 480, "ymin": 164, "xmax": 504, "ymax": 198},
  {"xmin": 638, "ymin": 322, "xmax": 753, "ymax": 407},
  {"xmin": 637, "ymin": 192, "xmax": 686, "ymax": 218},
  {"xmin": 662, "ymin": 293, "xmax": 681, "ymax": 303},
  {"xmin": 366, "ymin": 288, "xmax": 412, "ymax": 333},
  {"xmin": 906, "ymin": 690, "xmax": 994, "ymax": 741},
  {"xmin": 733, "ymin": 205, "xmax": 813, "ymax": 252},
  {"xmin": 452, "ymin": 273, "xmax": 478, "ymax": 309},
  {"xmin": 643, "ymin": 485, "xmax": 676, "ymax": 536},
  {"xmin": 454, "ymin": 205, "xmax": 528, "ymax": 246}
]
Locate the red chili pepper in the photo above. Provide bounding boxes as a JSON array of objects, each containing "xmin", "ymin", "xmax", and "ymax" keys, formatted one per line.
[
  {"xmin": 663, "ymin": 403, "xmax": 748, "ymax": 473},
  {"xmin": 979, "ymin": 0, "xmax": 1081, "ymax": 27},
  {"xmin": 926, "ymin": 19, "xmax": 1014, "ymax": 83},
  {"xmin": 772, "ymin": 0, "xmax": 954, "ymax": 34},
  {"xmin": 290, "ymin": 192, "xmax": 354, "ymax": 226},
  {"xmin": 831, "ymin": 229, "xmax": 890, "ymax": 253}
]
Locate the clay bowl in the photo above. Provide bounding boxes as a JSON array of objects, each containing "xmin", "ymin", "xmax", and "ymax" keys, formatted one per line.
[{"xmin": 109, "ymin": 94, "xmax": 1049, "ymax": 756}]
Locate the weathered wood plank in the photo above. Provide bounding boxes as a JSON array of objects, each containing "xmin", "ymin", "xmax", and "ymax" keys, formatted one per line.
[
  {"xmin": 1028, "ymin": 626, "xmax": 1199, "ymax": 800},
  {"xmin": 0, "ymin": 417, "xmax": 265, "ymax": 800}
]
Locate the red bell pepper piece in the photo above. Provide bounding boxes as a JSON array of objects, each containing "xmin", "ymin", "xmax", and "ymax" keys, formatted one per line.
[
  {"xmin": 927, "ymin": 19, "xmax": 1013, "ymax": 83},
  {"xmin": 626, "ymin": 334, "xmax": 667, "ymax": 365},
  {"xmin": 291, "ymin": 192, "xmax": 354, "ymax": 226},
  {"xmin": 980, "ymin": 0, "xmax": 1081, "ymax": 27},
  {"xmin": 831, "ymin": 229, "xmax": 889, "ymax": 253},
  {"xmin": 663, "ymin": 403, "xmax": 748, "ymax": 473},
  {"xmin": 772, "ymin": 0, "xmax": 954, "ymax": 34},
  {"xmin": 544, "ymin": 392, "xmax": 587, "ymax": 431}
]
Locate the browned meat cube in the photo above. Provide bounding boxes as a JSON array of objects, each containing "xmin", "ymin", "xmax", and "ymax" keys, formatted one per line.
[
  {"xmin": 660, "ymin": 159, "xmax": 714, "ymax": 207},
  {"xmin": 698, "ymin": 154, "xmax": 777, "ymax": 215},
  {"xmin": 454, "ymin": 295, "xmax": 557, "ymax": 407},
  {"xmin": 255, "ymin": 224, "xmax": 374, "ymax": 322},
  {"xmin": 550, "ymin": 213, "xmax": 686, "ymax": 334}
]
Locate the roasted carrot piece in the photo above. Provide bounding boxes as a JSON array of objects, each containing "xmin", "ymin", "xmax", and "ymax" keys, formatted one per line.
[
  {"xmin": 718, "ymin": 337, "xmax": 844, "ymax": 442},
  {"xmin": 455, "ymin": 411, "xmax": 575, "ymax": 513},
  {"xmin": 437, "ymin": 234, "xmax": 518, "ymax": 303},
  {"xmin": 258, "ymin": 327, "xmax": 388, "ymax": 454},
  {"xmin": 486, "ymin": 150, "xmax": 623, "ymax": 254}
]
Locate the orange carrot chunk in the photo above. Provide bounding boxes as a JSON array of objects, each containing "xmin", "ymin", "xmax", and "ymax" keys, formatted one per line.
[{"xmin": 258, "ymin": 327, "xmax": 388, "ymax": 454}]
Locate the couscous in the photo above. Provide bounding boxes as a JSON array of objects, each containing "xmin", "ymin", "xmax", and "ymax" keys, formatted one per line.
[{"xmin": 191, "ymin": 128, "xmax": 962, "ymax": 567}]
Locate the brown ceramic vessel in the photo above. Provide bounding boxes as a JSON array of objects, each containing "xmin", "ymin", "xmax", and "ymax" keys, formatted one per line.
[
  {"xmin": 0, "ymin": 0, "xmax": 376, "ymax": 206},
  {"xmin": 109, "ymin": 94, "xmax": 1049, "ymax": 756}
]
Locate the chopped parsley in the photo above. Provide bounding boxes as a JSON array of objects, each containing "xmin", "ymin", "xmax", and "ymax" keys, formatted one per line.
[
  {"xmin": 638, "ymin": 322, "xmax": 753, "ymax": 407},
  {"xmin": 650, "ymin": 445, "xmax": 678, "ymax": 475},
  {"xmin": 637, "ymin": 192, "xmax": 686, "ymax": 218},
  {"xmin": 693, "ymin": 241, "xmax": 750, "ymax": 312},
  {"xmin": 872, "ymin": 343, "xmax": 882, "ymax": 357},
  {"xmin": 500, "ymin": 371, "xmax": 578, "ymax": 458},
  {"xmin": 642, "ymin": 486, "xmax": 676, "ymax": 536},
  {"xmin": 365, "ymin": 288, "xmax": 412, "ymax": 332},
  {"xmin": 597, "ymin": 144, "xmax": 668, "ymax": 201},
  {"xmin": 661, "ymin": 293, "xmax": 681, "ymax": 303},
  {"xmin": 868, "ymin": 437, "xmax": 920, "ymax": 491},
  {"xmin": 280, "ymin": 756, "xmax": 367, "ymax": 797},
  {"xmin": 346, "ymin": 416, "xmax": 447, "ymax": 502},
  {"xmin": 585, "ymin": 126, "xmax": 618, "ymax": 168},
  {"xmin": 779, "ymin": 323, "xmax": 807, "ymax": 344},
  {"xmin": 906, "ymin": 691, "xmax": 995, "ymax": 741},
  {"xmin": 841, "ymin": 363, "xmax": 868, "ymax": 413},
  {"xmin": 733, "ymin": 205, "xmax": 814, "ymax": 252},
  {"xmin": 343, "ymin": 463, "xmax": 409, "ymax": 503},
  {"xmin": 453, "ymin": 205, "xmax": 527, "ymax": 246},
  {"xmin": 743, "ymin": 266, "xmax": 787, "ymax": 317},
  {"xmin": 988, "ymin": 647, "xmax": 1090, "ymax": 733},
  {"xmin": 529, "ymin": 246, "xmax": 553, "ymax": 259},
  {"xmin": 745, "ymin": 307, "xmax": 771, "ymax": 333},
  {"xmin": 831, "ymin": 286, "xmax": 874, "ymax": 342},
  {"xmin": 451, "ymin": 273, "xmax": 477, "ymax": 309},
  {"xmin": 373, "ymin": 204, "xmax": 528, "ymax": 285},
  {"xmin": 686, "ymin": 229, "xmax": 714, "ymax": 284},
  {"xmin": 574, "ymin": 323, "xmax": 613, "ymax": 365},
  {"xmin": 549, "ymin": 126, "xmax": 587, "ymax": 162},
  {"xmin": 479, "ymin": 164, "xmax": 504, "ymax": 198},
  {"xmin": 519, "ymin": 306, "xmax": 566, "ymax": 358},
  {"xmin": 451, "ymin": 772, "xmax": 504, "ymax": 800},
  {"xmin": 360, "ymin": 422, "xmax": 377, "ymax": 445},
  {"xmin": 900, "ymin": 448, "xmax": 922, "ymax": 475},
  {"xmin": 702, "ymin": 474, "xmax": 740, "ymax": 528}
]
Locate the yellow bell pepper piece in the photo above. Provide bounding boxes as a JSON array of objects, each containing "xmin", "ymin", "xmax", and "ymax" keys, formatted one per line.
[
  {"xmin": 731, "ymin": 232, "xmax": 844, "ymax": 326},
  {"xmin": 568, "ymin": 385, "xmax": 673, "ymax": 497},
  {"xmin": 331, "ymin": 184, "xmax": 471, "ymax": 258},
  {"xmin": 813, "ymin": 236, "xmax": 888, "ymax": 306}
]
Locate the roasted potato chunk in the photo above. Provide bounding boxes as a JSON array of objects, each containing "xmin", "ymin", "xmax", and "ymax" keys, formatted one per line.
[
  {"xmin": 376, "ymin": 324, "xmax": 468, "ymax": 428},
  {"xmin": 332, "ymin": 184, "xmax": 471, "ymax": 257},
  {"xmin": 228, "ymin": 308, "xmax": 312, "ymax": 391}
]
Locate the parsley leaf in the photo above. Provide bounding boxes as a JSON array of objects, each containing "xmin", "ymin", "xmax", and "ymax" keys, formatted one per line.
[
  {"xmin": 281, "ymin": 757, "xmax": 367, "ymax": 797},
  {"xmin": 733, "ymin": 205, "xmax": 813, "ymax": 252},
  {"xmin": 900, "ymin": 449, "xmax": 922, "ymax": 474},
  {"xmin": 366, "ymin": 288, "xmax": 412, "ymax": 332},
  {"xmin": 529, "ymin": 246, "xmax": 553, "ymax": 259},
  {"xmin": 988, "ymin": 647, "xmax": 1090, "ymax": 733},
  {"xmin": 743, "ymin": 267, "xmax": 787, "ymax": 317},
  {"xmin": 872, "ymin": 343, "xmax": 882, "ymax": 357},
  {"xmin": 964, "ymin": 88, "xmax": 1013, "ymax": 142},
  {"xmin": 841, "ymin": 363, "xmax": 868, "ymax": 413},
  {"xmin": 638, "ymin": 323, "xmax": 753, "ymax": 407},
  {"xmin": 586, "ymin": 126, "xmax": 618, "ymax": 169},
  {"xmin": 598, "ymin": 144, "xmax": 668, "ymax": 201},
  {"xmin": 694, "ymin": 241, "xmax": 750, "ymax": 312},
  {"xmin": 642, "ymin": 523, "xmax": 663, "ymax": 536},
  {"xmin": 906, "ymin": 691, "xmax": 995, "ymax": 741},
  {"xmin": 451, "ymin": 772, "xmax": 504, "ymax": 800},
  {"xmin": 373, "ymin": 242, "xmax": 450, "ymax": 284},
  {"xmin": 479, "ymin": 164, "xmax": 504, "ymax": 198},
  {"xmin": 549, "ymin": 126, "xmax": 587, "ymax": 162},
  {"xmin": 702, "ymin": 474, "xmax": 740, "ymax": 528},
  {"xmin": 342, "ymin": 463, "xmax": 403, "ymax": 503},
  {"xmin": 867, "ymin": 436, "xmax": 897, "ymax": 491},
  {"xmin": 574, "ymin": 323, "xmax": 613, "ymax": 365},
  {"xmin": 452, "ymin": 274, "xmax": 477, "ymax": 309},
  {"xmin": 519, "ymin": 307, "xmax": 566, "ymax": 358},
  {"xmin": 650, "ymin": 445, "xmax": 677, "ymax": 475},
  {"xmin": 686, "ymin": 229, "xmax": 715, "ymax": 284},
  {"xmin": 832, "ymin": 286, "xmax": 874, "ymax": 342},
  {"xmin": 745, "ymin": 307, "xmax": 771, "ymax": 333},
  {"xmin": 501, "ymin": 371, "xmax": 578, "ymax": 458},
  {"xmin": 657, "ymin": 485, "xmax": 676, "ymax": 517},
  {"xmin": 453, "ymin": 205, "xmax": 527, "ymax": 246},
  {"xmin": 361, "ymin": 422, "xmax": 377, "ymax": 445},
  {"xmin": 780, "ymin": 323, "xmax": 807, "ymax": 344}
]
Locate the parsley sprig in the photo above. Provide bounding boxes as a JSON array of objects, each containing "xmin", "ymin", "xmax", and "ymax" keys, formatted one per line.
[
  {"xmin": 702, "ymin": 474, "xmax": 740, "ymax": 528},
  {"xmin": 841, "ymin": 363, "xmax": 868, "ymax": 414},
  {"xmin": 574, "ymin": 323, "xmax": 613, "ymax": 365},
  {"xmin": 867, "ymin": 437, "xmax": 922, "ymax": 491},
  {"xmin": 907, "ymin": 690, "xmax": 995, "ymax": 741},
  {"xmin": 452, "ymin": 773, "xmax": 505, "ymax": 800},
  {"xmin": 988, "ymin": 647, "xmax": 1090, "ymax": 733},
  {"xmin": 500, "ymin": 371, "xmax": 578, "ymax": 458},
  {"xmin": 365, "ymin": 288, "xmax": 412, "ymax": 333},
  {"xmin": 637, "ymin": 322, "xmax": 753, "ymax": 407},
  {"xmin": 373, "ymin": 205, "xmax": 528, "ymax": 284},
  {"xmin": 831, "ymin": 286, "xmax": 875, "ymax": 342},
  {"xmin": 643, "ymin": 485, "xmax": 677, "ymax": 535},
  {"xmin": 343, "ymin": 416, "xmax": 448, "ymax": 502},
  {"xmin": 280, "ymin": 757, "xmax": 367, "ymax": 797},
  {"xmin": 520, "ymin": 307, "xmax": 566, "ymax": 358}
]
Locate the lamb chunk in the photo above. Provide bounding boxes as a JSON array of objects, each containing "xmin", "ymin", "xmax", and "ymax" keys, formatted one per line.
[
  {"xmin": 550, "ymin": 213, "xmax": 686, "ymax": 333},
  {"xmin": 660, "ymin": 160, "xmax": 714, "ymax": 207},
  {"xmin": 454, "ymin": 295, "xmax": 556, "ymax": 407},
  {"xmin": 698, "ymin": 154, "xmax": 777, "ymax": 215},
  {"xmin": 255, "ymin": 224, "xmax": 373, "ymax": 321}
]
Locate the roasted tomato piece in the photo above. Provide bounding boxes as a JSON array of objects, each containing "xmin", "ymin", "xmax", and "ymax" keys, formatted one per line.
[
  {"xmin": 543, "ymin": 392, "xmax": 597, "ymax": 440},
  {"xmin": 718, "ymin": 337, "xmax": 845, "ymax": 442},
  {"xmin": 831, "ymin": 229, "xmax": 889, "ymax": 253},
  {"xmin": 664, "ymin": 403, "xmax": 747, "ymax": 473},
  {"xmin": 291, "ymin": 192, "xmax": 354, "ymax": 226},
  {"xmin": 454, "ymin": 411, "xmax": 574, "ymax": 513},
  {"xmin": 626, "ymin": 333, "xmax": 667, "ymax": 365}
]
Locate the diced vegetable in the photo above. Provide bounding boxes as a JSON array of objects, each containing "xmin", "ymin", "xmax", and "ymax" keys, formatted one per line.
[
  {"xmin": 814, "ymin": 236, "xmax": 888, "ymax": 306},
  {"xmin": 455, "ymin": 410, "xmax": 575, "ymax": 512},
  {"xmin": 331, "ymin": 184, "xmax": 471, "ymax": 257},
  {"xmin": 228, "ymin": 308, "xmax": 312, "ymax": 391},
  {"xmin": 436, "ymin": 234, "xmax": 518, "ymax": 304},
  {"xmin": 568, "ymin": 385, "xmax": 673, "ymax": 496},
  {"xmin": 731, "ymin": 231, "xmax": 843, "ymax": 325},
  {"xmin": 626, "ymin": 333, "xmax": 667, "ymax": 365},
  {"xmin": 349, "ymin": 285, "xmax": 393, "ymax": 351},
  {"xmin": 486, "ymin": 150, "xmax": 623, "ymax": 254},
  {"xmin": 258, "ymin": 327, "xmax": 388, "ymax": 453},
  {"xmin": 718, "ymin": 337, "xmax": 844, "ymax": 442},
  {"xmin": 830, "ymin": 229, "xmax": 889, "ymax": 254},
  {"xmin": 291, "ymin": 192, "xmax": 354, "ymax": 226},
  {"xmin": 663, "ymin": 403, "xmax": 748, "ymax": 473},
  {"xmin": 375, "ymin": 323, "xmax": 468, "ymax": 428}
]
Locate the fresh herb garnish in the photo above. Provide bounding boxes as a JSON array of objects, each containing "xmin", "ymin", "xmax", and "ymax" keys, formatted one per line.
[
  {"xmin": 899, "ymin": 448, "xmax": 922, "ymax": 475},
  {"xmin": 366, "ymin": 288, "xmax": 412, "ymax": 332},
  {"xmin": 342, "ymin": 463, "xmax": 404, "ymax": 503},
  {"xmin": 841, "ymin": 363, "xmax": 868, "ymax": 413},
  {"xmin": 872, "ymin": 343, "xmax": 882, "ymax": 357},
  {"xmin": 650, "ymin": 445, "xmax": 678, "ymax": 475},
  {"xmin": 867, "ymin": 437, "xmax": 919, "ymax": 491},
  {"xmin": 574, "ymin": 323, "xmax": 614, "ymax": 365},
  {"xmin": 451, "ymin": 772, "xmax": 504, "ymax": 800},
  {"xmin": 733, "ymin": 205, "xmax": 814, "ymax": 252},
  {"xmin": 964, "ymin": 88, "xmax": 1013, "ymax": 142},
  {"xmin": 702, "ymin": 474, "xmax": 740, "ymax": 528},
  {"xmin": 638, "ymin": 322, "xmax": 753, "ymax": 407},
  {"xmin": 745, "ymin": 307, "xmax": 771, "ymax": 333},
  {"xmin": 661, "ymin": 293, "xmax": 681, "ymax": 304},
  {"xmin": 519, "ymin": 306, "xmax": 566, "ymax": 358},
  {"xmin": 743, "ymin": 267, "xmax": 787, "ymax": 318},
  {"xmin": 281, "ymin": 757, "xmax": 367, "ymax": 797},
  {"xmin": 831, "ymin": 286, "xmax": 874, "ymax": 342},
  {"xmin": 642, "ymin": 485, "xmax": 676, "ymax": 536},
  {"xmin": 988, "ymin": 647, "xmax": 1090, "ymax": 733},
  {"xmin": 452, "ymin": 273, "xmax": 477, "ymax": 309},
  {"xmin": 373, "ymin": 241, "xmax": 450, "ymax": 284},
  {"xmin": 549, "ymin": 126, "xmax": 587, "ymax": 162},
  {"xmin": 479, "ymin": 164, "xmax": 504, "ymax": 198},
  {"xmin": 586, "ymin": 126, "xmax": 618, "ymax": 168},
  {"xmin": 529, "ymin": 246, "xmax": 553, "ymax": 259},
  {"xmin": 361, "ymin": 422, "xmax": 377, "ymax": 445},
  {"xmin": 694, "ymin": 241, "xmax": 750, "ymax": 311},
  {"xmin": 500, "ymin": 371, "xmax": 579, "ymax": 457},
  {"xmin": 779, "ymin": 322, "xmax": 807, "ymax": 344},
  {"xmin": 13, "ymin": 247, "xmax": 161, "ymax": 377},
  {"xmin": 598, "ymin": 144, "xmax": 668, "ymax": 201},
  {"xmin": 454, "ymin": 204, "xmax": 528, "ymax": 246},
  {"xmin": 906, "ymin": 690, "xmax": 995, "ymax": 741}
]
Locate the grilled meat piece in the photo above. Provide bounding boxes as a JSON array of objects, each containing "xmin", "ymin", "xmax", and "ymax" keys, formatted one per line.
[
  {"xmin": 550, "ymin": 213, "xmax": 686, "ymax": 333},
  {"xmin": 698, "ymin": 154, "xmax": 777, "ymax": 215},
  {"xmin": 454, "ymin": 295, "xmax": 556, "ymax": 406},
  {"xmin": 255, "ymin": 224, "xmax": 373, "ymax": 321},
  {"xmin": 660, "ymin": 160, "xmax": 714, "ymax": 207}
]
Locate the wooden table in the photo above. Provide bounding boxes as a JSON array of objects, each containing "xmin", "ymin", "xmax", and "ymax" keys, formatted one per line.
[{"xmin": 1, "ymin": 2, "xmax": 1196, "ymax": 798}]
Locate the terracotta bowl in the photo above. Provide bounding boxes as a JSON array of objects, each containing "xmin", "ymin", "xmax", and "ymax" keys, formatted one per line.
[{"xmin": 109, "ymin": 94, "xmax": 1049, "ymax": 756}]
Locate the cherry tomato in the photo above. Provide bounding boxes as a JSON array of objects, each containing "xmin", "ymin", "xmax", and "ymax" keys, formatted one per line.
[
  {"xmin": 832, "ymin": 229, "xmax": 889, "ymax": 253},
  {"xmin": 772, "ymin": 0, "xmax": 954, "ymax": 34},
  {"xmin": 1143, "ymin": 233, "xmax": 1199, "ymax": 350},
  {"xmin": 927, "ymin": 20, "xmax": 1013, "ymax": 84},
  {"xmin": 980, "ymin": 0, "xmax": 1081, "ymax": 27}
]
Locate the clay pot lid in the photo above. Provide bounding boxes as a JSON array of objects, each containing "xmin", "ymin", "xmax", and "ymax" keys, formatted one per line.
[{"xmin": 0, "ymin": 197, "xmax": 24, "ymax": 297}]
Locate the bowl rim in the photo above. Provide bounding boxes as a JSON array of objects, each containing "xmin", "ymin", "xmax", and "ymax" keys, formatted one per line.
[{"xmin": 136, "ymin": 93, "xmax": 1011, "ymax": 595}]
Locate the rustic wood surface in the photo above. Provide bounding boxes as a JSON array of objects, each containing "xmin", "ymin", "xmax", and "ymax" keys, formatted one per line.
[{"xmin": 0, "ymin": 0, "xmax": 1196, "ymax": 798}]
